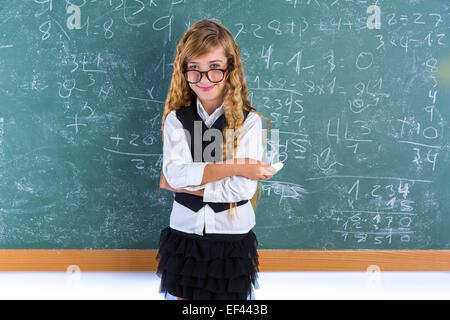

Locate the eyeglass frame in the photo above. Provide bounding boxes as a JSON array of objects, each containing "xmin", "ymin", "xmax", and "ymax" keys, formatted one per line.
[{"xmin": 182, "ymin": 67, "xmax": 230, "ymax": 84}]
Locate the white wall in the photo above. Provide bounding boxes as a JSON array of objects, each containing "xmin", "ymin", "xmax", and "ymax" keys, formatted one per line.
[{"xmin": 0, "ymin": 271, "xmax": 448, "ymax": 299}]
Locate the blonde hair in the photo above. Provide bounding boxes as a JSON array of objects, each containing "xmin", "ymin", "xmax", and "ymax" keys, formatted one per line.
[{"xmin": 158, "ymin": 19, "xmax": 271, "ymax": 221}]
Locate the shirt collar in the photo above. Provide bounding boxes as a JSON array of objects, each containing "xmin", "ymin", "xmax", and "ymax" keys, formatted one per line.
[{"xmin": 196, "ymin": 97, "xmax": 225, "ymax": 124}]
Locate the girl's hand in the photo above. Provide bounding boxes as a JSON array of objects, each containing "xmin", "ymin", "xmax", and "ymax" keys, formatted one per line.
[
  {"xmin": 238, "ymin": 158, "xmax": 276, "ymax": 181},
  {"xmin": 160, "ymin": 173, "xmax": 178, "ymax": 192}
]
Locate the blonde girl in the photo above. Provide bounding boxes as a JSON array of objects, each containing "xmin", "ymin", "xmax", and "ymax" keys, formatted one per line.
[{"xmin": 157, "ymin": 19, "xmax": 275, "ymax": 300}]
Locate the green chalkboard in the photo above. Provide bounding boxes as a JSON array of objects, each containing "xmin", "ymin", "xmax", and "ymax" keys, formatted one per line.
[{"xmin": 0, "ymin": 0, "xmax": 449, "ymax": 249}]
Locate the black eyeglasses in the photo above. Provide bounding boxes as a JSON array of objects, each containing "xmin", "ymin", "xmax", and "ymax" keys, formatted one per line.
[{"xmin": 183, "ymin": 67, "xmax": 229, "ymax": 84}]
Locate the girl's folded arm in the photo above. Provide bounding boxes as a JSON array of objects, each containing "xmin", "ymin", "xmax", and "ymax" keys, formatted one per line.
[
  {"xmin": 163, "ymin": 111, "xmax": 240, "ymax": 190},
  {"xmin": 203, "ymin": 112, "xmax": 263, "ymax": 203}
]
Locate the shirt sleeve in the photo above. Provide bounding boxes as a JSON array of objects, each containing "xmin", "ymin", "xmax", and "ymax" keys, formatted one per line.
[
  {"xmin": 203, "ymin": 112, "xmax": 264, "ymax": 203},
  {"xmin": 162, "ymin": 111, "xmax": 209, "ymax": 190}
]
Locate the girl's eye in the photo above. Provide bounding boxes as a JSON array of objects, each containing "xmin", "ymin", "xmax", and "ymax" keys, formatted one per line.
[{"xmin": 187, "ymin": 64, "xmax": 220, "ymax": 70}]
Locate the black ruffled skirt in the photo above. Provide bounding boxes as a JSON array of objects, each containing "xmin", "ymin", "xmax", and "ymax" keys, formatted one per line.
[{"xmin": 156, "ymin": 226, "xmax": 259, "ymax": 300}]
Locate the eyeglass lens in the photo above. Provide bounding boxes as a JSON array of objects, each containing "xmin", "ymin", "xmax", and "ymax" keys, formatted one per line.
[{"xmin": 185, "ymin": 70, "xmax": 224, "ymax": 83}]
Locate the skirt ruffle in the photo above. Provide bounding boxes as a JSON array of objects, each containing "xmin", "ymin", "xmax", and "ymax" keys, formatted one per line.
[{"xmin": 156, "ymin": 226, "xmax": 259, "ymax": 300}]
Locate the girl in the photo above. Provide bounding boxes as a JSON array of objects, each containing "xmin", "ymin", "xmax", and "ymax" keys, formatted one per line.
[{"xmin": 157, "ymin": 19, "xmax": 275, "ymax": 300}]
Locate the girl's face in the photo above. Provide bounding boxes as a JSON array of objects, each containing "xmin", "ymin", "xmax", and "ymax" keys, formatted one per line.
[{"xmin": 186, "ymin": 45, "xmax": 229, "ymax": 109}]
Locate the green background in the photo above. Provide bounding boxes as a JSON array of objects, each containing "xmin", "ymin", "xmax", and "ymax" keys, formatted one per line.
[{"xmin": 0, "ymin": 0, "xmax": 449, "ymax": 249}]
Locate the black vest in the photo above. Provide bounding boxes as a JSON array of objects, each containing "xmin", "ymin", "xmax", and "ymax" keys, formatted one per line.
[{"xmin": 174, "ymin": 99, "xmax": 254, "ymax": 213}]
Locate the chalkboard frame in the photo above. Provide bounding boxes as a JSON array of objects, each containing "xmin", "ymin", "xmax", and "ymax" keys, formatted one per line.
[
  {"xmin": 1, "ymin": 1, "xmax": 449, "ymax": 260},
  {"xmin": 0, "ymin": 250, "xmax": 449, "ymax": 271}
]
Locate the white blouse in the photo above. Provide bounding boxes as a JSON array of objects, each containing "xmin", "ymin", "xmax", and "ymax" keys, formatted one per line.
[{"xmin": 162, "ymin": 97, "xmax": 264, "ymax": 235}]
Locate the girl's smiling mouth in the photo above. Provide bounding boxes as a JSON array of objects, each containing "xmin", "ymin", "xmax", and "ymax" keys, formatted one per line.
[{"xmin": 198, "ymin": 84, "xmax": 215, "ymax": 91}]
